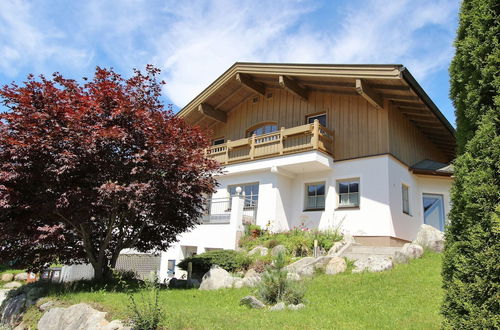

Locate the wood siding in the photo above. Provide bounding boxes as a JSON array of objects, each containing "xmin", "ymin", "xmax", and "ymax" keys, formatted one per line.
[
  {"xmin": 210, "ymin": 88, "xmax": 389, "ymax": 161},
  {"xmin": 388, "ymin": 102, "xmax": 448, "ymax": 165}
]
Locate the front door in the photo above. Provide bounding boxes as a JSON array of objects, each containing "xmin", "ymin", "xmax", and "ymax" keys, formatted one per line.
[{"xmin": 422, "ymin": 194, "xmax": 445, "ymax": 231}]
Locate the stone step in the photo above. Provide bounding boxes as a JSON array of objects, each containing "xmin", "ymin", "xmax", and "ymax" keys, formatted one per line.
[
  {"xmin": 342, "ymin": 252, "xmax": 397, "ymax": 261},
  {"xmin": 348, "ymin": 246, "xmax": 401, "ymax": 254}
]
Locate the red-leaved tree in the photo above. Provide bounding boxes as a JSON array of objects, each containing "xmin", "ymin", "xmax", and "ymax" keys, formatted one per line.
[{"xmin": 0, "ymin": 66, "xmax": 219, "ymax": 281}]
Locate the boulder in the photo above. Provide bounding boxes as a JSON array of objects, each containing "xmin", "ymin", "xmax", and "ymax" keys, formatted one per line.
[
  {"xmin": 37, "ymin": 303, "xmax": 130, "ymax": 330},
  {"xmin": 288, "ymin": 303, "xmax": 305, "ymax": 310},
  {"xmin": 353, "ymin": 257, "xmax": 393, "ymax": 273},
  {"xmin": 401, "ymin": 243, "xmax": 424, "ymax": 259},
  {"xmin": 0, "ymin": 289, "xmax": 10, "ymax": 309},
  {"xmin": 312, "ymin": 256, "xmax": 334, "ymax": 270},
  {"xmin": 1, "ymin": 274, "xmax": 14, "ymax": 282},
  {"xmin": 414, "ymin": 224, "xmax": 444, "ymax": 252},
  {"xmin": 199, "ymin": 266, "xmax": 234, "ymax": 290},
  {"xmin": 271, "ymin": 245, "xmax": 287, "ymax": 257},
  {"xmin": 298, "ymin": 265, "xmax": 314, "ymax": 277},
  {"xmin": 1, "ymin": 292, "xmax": 26, "ymax": 326},
  {"xmin": 269, "ymin": 302, "xmax": 285, "ymax": 311},
  {"xmin": 39, "ymin": 300, "xmax": 55, "ymax": 312},
  {"xmin": 286, "ymin": 272, "xmax": 301, "ymax": 281},
  {"xmin": 248, "ymin": 246, "xmax": 268, "ymax": 256},
  {"xmin": 285, "ymin": 257, "xmax": 315, "ymax": 273},
  {"xmin": 13, "ymin": 273, "xmax": 28, "ymax": 281},
  {"xmin": 3, "ymin": 282, "xmax": 22, "ymax": 289},
  {"xmin": 392, "ymin": 251, "xmax": 409, "ymax": 264},
  {"xmin": 239, "ymin": 296, "xmax": 265, "ymax": 309},
  {"xmin": 327, "ymin": 242, "xmax": 344, "ymax": 256},
  {"xmin": 242, "ymin": 269, "xmax": 261, "ymax": 287},
  {"xmin": 325, "ymin": 257, "xmax": 347, "ymax": 275}
]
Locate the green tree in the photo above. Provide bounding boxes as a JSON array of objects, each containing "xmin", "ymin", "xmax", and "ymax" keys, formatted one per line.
[{"xmin": 442, "ymin": 0, "xmax": 500, "ymax": 328}]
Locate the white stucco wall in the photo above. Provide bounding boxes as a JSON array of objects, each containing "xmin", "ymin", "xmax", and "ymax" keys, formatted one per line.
[{"xmin": 158, "ymin": 153, "xmax": 452, "ymax": 280}]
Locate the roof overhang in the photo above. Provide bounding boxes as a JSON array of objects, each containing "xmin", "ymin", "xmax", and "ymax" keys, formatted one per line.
[{"xmin": 178, "ymin": 62, "xmax": 456, "ymax": 161}]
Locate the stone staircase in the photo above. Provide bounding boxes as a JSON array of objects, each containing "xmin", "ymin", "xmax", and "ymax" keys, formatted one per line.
[{"xmin": 341, "ymin": 245, "xmax": 401, "ymax": 261}]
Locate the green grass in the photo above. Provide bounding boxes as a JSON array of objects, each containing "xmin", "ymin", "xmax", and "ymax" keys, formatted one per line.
[{"xmin": 26, "ymin": 252, "xmax": 443, "ymax": 329}]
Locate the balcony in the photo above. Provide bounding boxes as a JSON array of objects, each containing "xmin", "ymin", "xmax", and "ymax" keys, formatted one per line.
[{"xmin": 206, "ymin": 120, "xmax": 334, "ymax": 165}]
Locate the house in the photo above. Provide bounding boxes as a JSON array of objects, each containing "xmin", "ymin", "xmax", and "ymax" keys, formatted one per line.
[{"xmin": 158, "ymin": 63, "xmax": 455, "ymax": 281}]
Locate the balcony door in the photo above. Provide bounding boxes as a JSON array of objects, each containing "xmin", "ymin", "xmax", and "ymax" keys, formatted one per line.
[{"xmin": 422, "ymin": 194, "xmax": 445, "ymax": 231}]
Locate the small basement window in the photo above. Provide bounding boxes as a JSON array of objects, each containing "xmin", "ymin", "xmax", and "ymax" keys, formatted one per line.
[
  {"xmin": 402, "ymin": 184, "xmax": 410, "ymax": 214},
  {"xmin": 305, "ymin": 182, "xmax": 326, "ymax": 210},
  {"xmin": 338, "ymin": 179, "xmax": 360, "ymax": 208}
]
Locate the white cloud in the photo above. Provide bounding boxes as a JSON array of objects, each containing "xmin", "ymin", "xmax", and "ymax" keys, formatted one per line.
[
  {"xmin": 150, "ymin": 0, "xmax": 458, "ymax": 106},
  {"xmin": 0, "ymin": 0, "xmax": 458, "ymax": 110},
  {"xmin": 0, "ymin": 0, "xmax": 90, "ymax": 78}
]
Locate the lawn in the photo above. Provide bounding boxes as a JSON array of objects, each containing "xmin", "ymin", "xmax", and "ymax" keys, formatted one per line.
[{"xmin": 29, "ymin": 252, "xmax": 444, "ymax": 329}]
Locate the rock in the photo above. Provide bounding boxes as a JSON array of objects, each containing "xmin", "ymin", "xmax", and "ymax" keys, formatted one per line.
[
  {"xmin": 312, "ymin": 256, "xmax": 335, "ymax": 270},
  {"xmin": 199, "ymin": 266, "xmax": 235, "ymax": 290},
  {"xmin": 414, "ymin": 224, "xmax": 444, "ymax": 252},
  {"xmin": 298, "ymin": 265, "xmax": 314, "ymax": 277},
  {"xmin": 39, "ymin": 301, "xmax": 55, "ymax": 312},
  {"xmin": 288, "ymin": 303, "xmax": 305, "ymax": 310},
  {"xmin": 239, "ymin": 296, "xmax": 265, "ymax": 309},
  {"xmin": 3, "ymin": 282, "xmax": 22, "ymax": 289},
  {"xmin": 392, "ymin": 251, "xmax": 409, "ymax": 264},
  {"xmin": 327, "ymin": 242, "xmax": 344, "ymax": 256},
  {"xmin": 37, "ymin": 303, "xmax": 130, "ymax": 330},
  {"xmin": 186, "ymin": 278, "xmax": 200, "ymax": 289},
  {"xmin": 233, "ymin": 279, "xmax": 245, "ymax": 289},
  {"xmin": 1, "ymin": 274, "xmax": 14, "ymax": 282},
  {"xmin": 271, "ymin": 245, "xmax": 287, "ymax": 257},
  {"xmin": 269, "ymin": 302, "xmax": 285, "ymax": 311},
  {"xmin": 248, "ymin": 246, "xmax": 268, "ymax": 256},
  {"xmin": 242, "ymin": 269, "xmax": 261, "ymax": 287},
  {"xmin": 13, "ymin": 273, "xmax": 28, "ymax": 281},
  {"xmin": 285, "ymin": 257, "xmax": 315, "ymax": 273},
  {"xmin": 0, "ymin": 289, "xmax": 10, "ymax": 309},
  {"xmin": 1, "ymin": 292, "xmax": 26, "ymax": 326},
  {"xmin": 325, "ymin": 257, "xmax": 347, "ymax": 275},
  {"xmin": 401, "ymin": 243, "xmax": 424, "ymax": 259},
  {"xmin": 286, "ymin": 272, "xmax": 301, "ymax": 281},
  {"xmin": 353, "ymin": 257, "xmax": 393, "ymax": 273}
]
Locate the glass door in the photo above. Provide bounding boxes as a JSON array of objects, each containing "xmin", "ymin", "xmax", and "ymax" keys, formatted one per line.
[{"xmin": 422, "ymin": 194, "xmax": 445, "ymax": 231}]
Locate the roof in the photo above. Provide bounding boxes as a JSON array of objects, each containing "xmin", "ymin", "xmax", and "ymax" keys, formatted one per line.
[
  {"xmin": 178, "ymin": 62, "xmax": 456, "ymax": 160},
  {"xmin": 410, "ymin": 159, "xmax": 454, "ymax": 176}
]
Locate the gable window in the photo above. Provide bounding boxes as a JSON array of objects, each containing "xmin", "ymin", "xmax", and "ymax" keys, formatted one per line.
[
  {"xmin": 338, "ymin": 179, "xmax": 360, "ymax": 208},
  {"xmin": 402, "ymin": 184, "xmax": 410, "ymax": 214},
  {"xmin": 305, "ymin": 182, "xmax": 326, "ymax": 210},
  {"xmin": 212, "ymin": 138, "xmax": 225, "ymax": 146},
  {"xmin": 228, "ymin": 183, "xmax": 259, "ymax": 208},
  {"xmin": 246, "ymin": 123, "xmax": 278, "ymax": 137},
  {"xmin": 306, "ymin": 113, "xmax": 327, "ymax": 127}
]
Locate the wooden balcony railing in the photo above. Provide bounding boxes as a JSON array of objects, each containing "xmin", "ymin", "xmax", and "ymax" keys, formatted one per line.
[{"xmin": 207, "ymin": 119, "xmax": 334, "ymax": 165}]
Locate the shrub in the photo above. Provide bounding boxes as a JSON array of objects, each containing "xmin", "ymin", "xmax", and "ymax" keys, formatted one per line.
[
  {"xmin": 256, "ymin": 251, "xmax": 305, "ymax": 305},
  {"xmin": 240, "ymin": 227, "xmax": 342, "ymax": 257},
  {"xmin": 128, "ymin": 276, "xmax": 163, "ymax": 330},
  {"xmin": 178, "ymin": 250, "xmax": 251, "ymax": 275}
]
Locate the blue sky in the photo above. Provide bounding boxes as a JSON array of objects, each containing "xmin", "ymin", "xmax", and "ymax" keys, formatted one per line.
[{"xmin": 0, "ymin": 0, "xmax": 459, "ymax": 125}]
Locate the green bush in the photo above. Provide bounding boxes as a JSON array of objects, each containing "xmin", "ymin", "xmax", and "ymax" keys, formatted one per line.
[
  {"xmin": 178, "ymin": 250, "xmax": 251, "ymax": 275},
  {"xmin": 128, "ymin": 276, "xmax": 163, "ymax": 330},
  {"xmin": 256, "ymin": 251, "xmax": 305, "ymax": 305},
  {"xmin": 240, "ymin": 228, "xmax": 342, "ymax": 257}
]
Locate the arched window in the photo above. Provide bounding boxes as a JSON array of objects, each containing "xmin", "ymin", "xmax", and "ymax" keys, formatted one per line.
[{"xmin": 246, "ymin": 122, "xmax": 278, "ymax": 137}]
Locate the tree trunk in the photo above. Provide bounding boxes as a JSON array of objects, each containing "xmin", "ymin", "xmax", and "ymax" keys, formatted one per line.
[{"xmin": 92, "ymin": 258, "xmax": 113, "ymax": 282}]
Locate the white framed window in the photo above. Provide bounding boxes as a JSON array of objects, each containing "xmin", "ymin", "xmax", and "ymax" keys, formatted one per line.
[
  {"xmin": 246, "ymin": 123, "xmax": 278, "ymax": 137},
  {"xmin": 338, "ymin": 179, "xmax": 360, "ymax": 208},
  {"xmin": 228, "ymin": 183, "xmax": 259, "ymax": 208},
  {"xmin": 305, "ymin": 182, "xmax": 326, "ymax": 210},
  {"xmin": 306, "ymin": 113, "xmax": 327, "ymax": 126},
  {"xmin": 402, "ymin": 184, "xmax": 410, "ymax": 215}
]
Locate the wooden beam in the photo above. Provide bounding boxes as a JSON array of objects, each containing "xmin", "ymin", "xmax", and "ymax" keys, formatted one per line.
[
  {"xmin": 235, "ymin": 73, "xmax": 265, "ymax": 95},
  {"xmin": 370, "ymin": 84, "xmax": 410, "ymax": 91},
  {"xmin": 355, "ymin": 79, "xmax": 383, "ymax": 109},
  {"xmin": 393, "ymin": 101, "xmax": 427, "ymax": 109},
  {"xmin": 215, "ymin": 86, "xmax": 243, "ymax": 108},
  {"xmin": 198, "ymin": 103, "xmax": 227, "ymax": 123},
  {"xmin": 279, "ymin": 75, "xmax": 308, "ymax": 101},
  {"xmin": 382, "ymin": 94, "xmax": 419, "ymax": 101}
]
